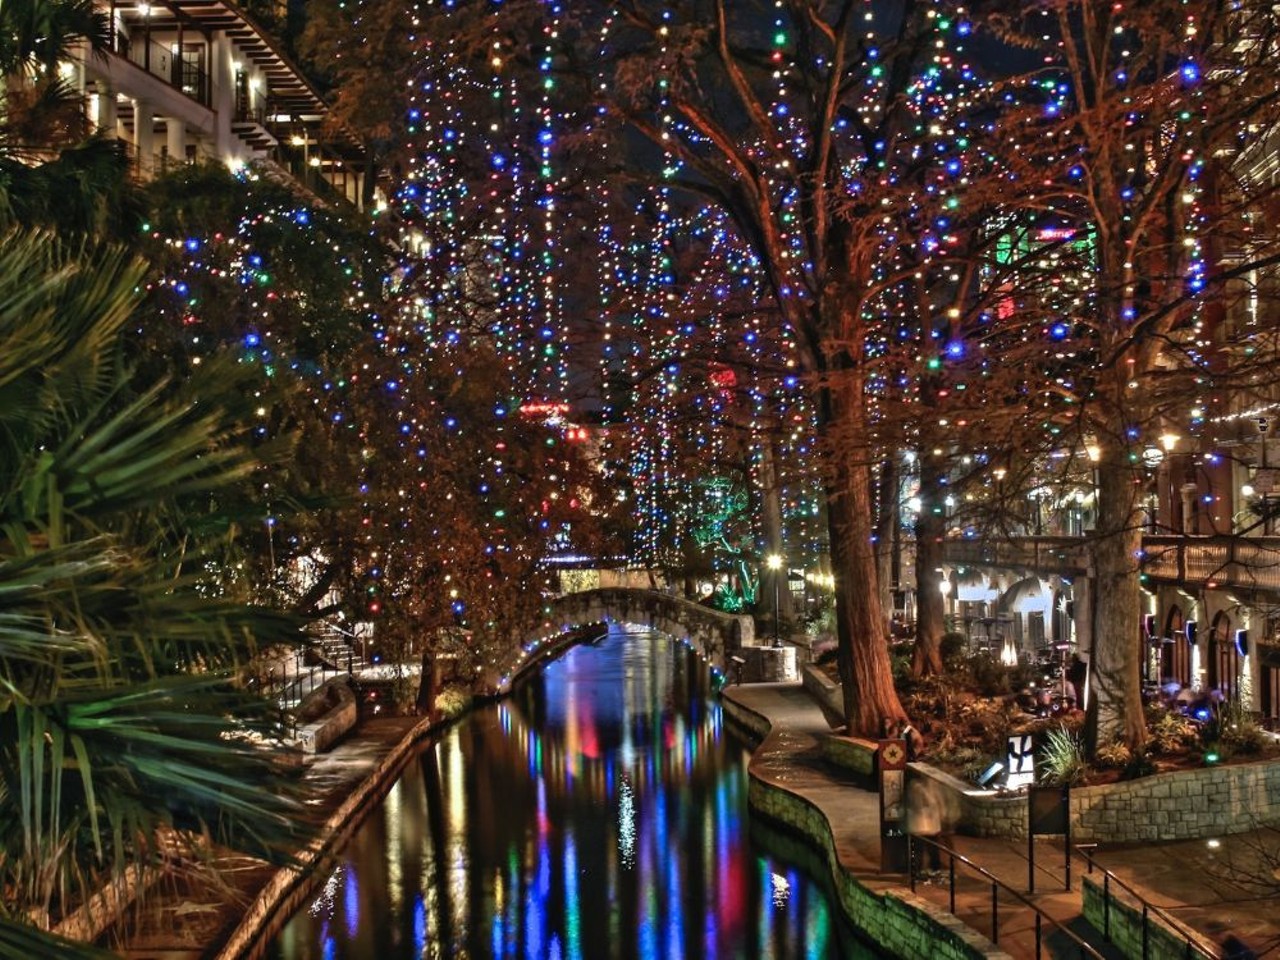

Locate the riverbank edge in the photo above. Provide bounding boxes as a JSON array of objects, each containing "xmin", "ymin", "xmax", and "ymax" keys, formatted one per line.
[
  {"xmin": 720, "ymin": 693, "xmax": 1014, "ymax": 960},
  {"xmin": 214, "ymin": 712, "xmax": 443, "ymax": 960},
  {"xmin": 212, "ymin": 625, "xmax": 605, "ymax": 960}
]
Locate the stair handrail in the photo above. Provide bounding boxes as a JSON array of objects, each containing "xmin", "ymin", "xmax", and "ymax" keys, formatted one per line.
[
  {"xmin": 1073, "ymin": 844, "xmax": 1222, "ymax": 960},
  {"xmin": 909, "ymin": 834, "xmax": 1106, "ymax": 959}
]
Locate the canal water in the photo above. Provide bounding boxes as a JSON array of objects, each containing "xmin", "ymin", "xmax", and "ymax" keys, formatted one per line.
[{"xmin": 268, "ymin": 625, "xmax": 878, "ymax": 959}]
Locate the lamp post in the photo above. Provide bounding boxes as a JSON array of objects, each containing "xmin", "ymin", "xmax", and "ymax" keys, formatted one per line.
[
  {"xmin": 1258, "ymin": 417, "xmax": 1272, "ymax": 535},
  {"xmin": 766, "ymin": 554, "xmax": 783, "ymax": 647}
]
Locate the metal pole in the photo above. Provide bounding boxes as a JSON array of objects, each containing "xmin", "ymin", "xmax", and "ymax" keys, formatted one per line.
[
  {"xmin": 1261, "ymin": 418, "xmax": 1270, "ymax": 535},
  {"xmin": 909, "ymin": 836, "xmax": 916, "ymax": 893},
  {"xmin": 991, "ymin": 884, "xmax": 999, "ymax": 944},
  {"xmin": 1064, "ymin": 791, "xmax": 1072, "ymax": 892},
  {"xmin": 949, "ymin": 856, "xmax": 956, "ymax": 913},
  {"xmin": 1028, "ymin": 825, "xmax": 1035, "ymax": 893},
  {"xmin": 773, "ymin": 575, "xmax": 781, "ymax": 647},
  {"xmin": 1104, "ymin": 874, "xmax": 1111, "ymax": 939}
]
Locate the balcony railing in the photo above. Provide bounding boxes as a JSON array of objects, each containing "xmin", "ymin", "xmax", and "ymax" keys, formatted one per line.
[
  {"xmin": 942, "ymin": 534, "xmax": 1280, "ymax": 592},
  {"xmin": 115, "ymin": 33, "xmax": 211, "ymax": 108},
  {"xmin": 1141, "ymin": 535, "xmax": 1280, "ymax": 590},
  {"xmin": 941, "ymin": 536, "xmax": 1091, "ymax": 574}
]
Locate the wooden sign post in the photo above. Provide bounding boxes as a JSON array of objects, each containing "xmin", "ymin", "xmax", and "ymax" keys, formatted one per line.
[{"xmin": 878, "ymin": 738, "xmax": 908, "ymax": 872}]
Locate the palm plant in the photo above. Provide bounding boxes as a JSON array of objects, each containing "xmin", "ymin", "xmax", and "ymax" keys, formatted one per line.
[{"xmin": 0, "ymin": 231, "xmax": 306, "ymax": 956}]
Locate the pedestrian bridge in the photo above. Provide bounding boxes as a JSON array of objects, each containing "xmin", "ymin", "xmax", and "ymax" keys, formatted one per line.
[{"xmin": 505, "ymin": 588, "xmax": 757, "ymax": 686}]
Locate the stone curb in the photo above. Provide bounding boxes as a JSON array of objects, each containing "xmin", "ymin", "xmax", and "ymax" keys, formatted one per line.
[
  {"xmin": 721, "ymin": 695, "xmax": 1015, "ymax": 960},
  {"xmin": 214, "ymin": 713, "xmax": 443, "ymax": 960}
]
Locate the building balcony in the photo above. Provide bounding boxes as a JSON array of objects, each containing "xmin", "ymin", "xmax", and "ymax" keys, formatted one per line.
[
  {"xmin": 940, "ymin": 536, "xmax": 1091, "ymax": 577},
  {"xmin": 1141, "ymin": 535, "xmax": 1280, "ymax": 592},
  {"xmin": 941, "ymin": 534, "xmax": 1280, "ymax": 595}
]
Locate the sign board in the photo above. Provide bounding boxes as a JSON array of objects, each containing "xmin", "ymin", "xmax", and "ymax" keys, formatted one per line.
[
  {"xmin": 1029, "ymin": 785, "xmax": 1069, "ymax": 835},
  {"xmin": 1027, "ymin": 785, "xmax": 1071, "ymax": 893},
  {"xmin": 1256, "ymin": 468, "xmax": 1277, "ymax": 494},
  {"xmin": 1005, "ymin": 733, "xmax": 1035, "ymax": 789},
  {"xmin": 878, "ymin": 738, "xmax": 909, "ymax": 872}
]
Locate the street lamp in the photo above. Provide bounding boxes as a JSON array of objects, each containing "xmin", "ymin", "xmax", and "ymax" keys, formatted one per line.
[{"xmin": 765, "ymin": 554, "xmax": 783, "ymax": 647}]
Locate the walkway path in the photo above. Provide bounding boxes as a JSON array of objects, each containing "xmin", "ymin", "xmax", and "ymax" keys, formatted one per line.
[{"xmin": 722, "ymin": 681, "xmax": 1280, "ymax": 959}]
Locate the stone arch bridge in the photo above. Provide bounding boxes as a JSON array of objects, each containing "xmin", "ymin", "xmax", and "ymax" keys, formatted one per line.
[{"xmin": 505, "ymin": 588, "xmax": 762, "ymax": 687}]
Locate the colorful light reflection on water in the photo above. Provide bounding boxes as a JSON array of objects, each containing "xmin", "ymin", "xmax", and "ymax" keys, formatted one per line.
[{"xmin": 268, "ymin": 626, "xmax": 877, "ymax": 959}]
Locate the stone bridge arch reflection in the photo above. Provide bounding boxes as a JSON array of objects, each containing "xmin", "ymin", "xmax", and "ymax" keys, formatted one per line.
[{"xmin": 504, "ymin": 589, "xmax": 756, "ymax": 689}]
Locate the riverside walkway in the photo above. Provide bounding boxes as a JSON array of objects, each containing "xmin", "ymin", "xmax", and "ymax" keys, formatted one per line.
[
  {"xmin": 113, "ymin": 676, "xmax": 1278, "ymax": 959},
  {"xmin": 722, "ymin": 680, "xmax": 1280, "ymax": 959}
]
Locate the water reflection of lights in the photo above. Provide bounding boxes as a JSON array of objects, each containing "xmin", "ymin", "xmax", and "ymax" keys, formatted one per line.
[
  {"xmin": 309, "ymin": 862, "xmax": 343, "ymax": 918},
  {"xmin": 385, "ymin": 782, "xmax": 402, "ymax": 913},
  {"xmin": 618, "ymin": 775, "xmax": 636, "ymax": 868},
  {"xmin": 771, "ymin": 871, "xmax": 791, "ymax": 907},
  {"xmin": 272, "ymin": 627, "xmax": 848, "ymax": 959}
]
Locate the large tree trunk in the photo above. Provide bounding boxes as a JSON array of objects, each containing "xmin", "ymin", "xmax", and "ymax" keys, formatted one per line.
[
  {"xmin": 1086, "ymin": 452, "xmax": 1147, "ymax": 754},
  {"xmin": 824, "ymin": 392, "xmax": 908, "ymax": 735},
  {"xmin": 912, "ymin": 456, "xmax": 946, "ymax": 677}
]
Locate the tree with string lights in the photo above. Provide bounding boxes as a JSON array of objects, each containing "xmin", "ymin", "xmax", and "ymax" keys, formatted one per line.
[
  {"xmin": 986, "ymin": 0, "xmax": 1280, "ymax": 753},
  {"xmin": 566, "ymin": 0, "xmax": 1007, "ymax": 734}
]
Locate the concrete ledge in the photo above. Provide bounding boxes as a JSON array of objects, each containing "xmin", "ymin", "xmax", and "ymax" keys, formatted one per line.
[
  {"xmin": 801, "ymin": 663, "xmax": 845, "ymax": 727},
  {"xmin": 907, "ymin": 763, "xmax": 1028, "ymax": 839},
  {"xmin": 293, "ymin": 681, "xmax": 357, "ymax": 754},
  {"xmin": 217, "ymin": 714, "xmax": 442, "ymax": 960},
  {"xmin": 722, "ymin": 696, "xmax": 1013, "ymax": 959},
  {"xmin": 820, "ymin": 735, "xmax": 878, "ymax": 788}
]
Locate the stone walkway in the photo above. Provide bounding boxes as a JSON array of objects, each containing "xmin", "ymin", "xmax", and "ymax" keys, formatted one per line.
[{"xmin": 722, "ymin": 681, "xmax": 1280, "ymax": 960}]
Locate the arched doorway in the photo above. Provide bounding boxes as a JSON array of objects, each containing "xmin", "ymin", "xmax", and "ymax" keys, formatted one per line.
[
  {"xmin": 1208, "ymin": 611, "xmax": 1239, "ymax": 700},
  {"xmin": 1161, "ymin": 606, "xmax": 1192, "ymax": 688}
]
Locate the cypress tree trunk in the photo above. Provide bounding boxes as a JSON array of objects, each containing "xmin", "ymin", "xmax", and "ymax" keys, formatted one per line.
[
  {"xmin": 823, "ymin": 377, "xmax": 908, "ymax": 735},
  {"xmin": 1087, "ymin": 451, "xmax": 1148, "ymax": 754},
  {"xmin": 912, "ymin": 454, "xmax": 947, "ymax": 677}
]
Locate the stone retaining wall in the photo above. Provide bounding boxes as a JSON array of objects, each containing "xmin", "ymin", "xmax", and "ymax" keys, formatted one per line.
[
  {"xmin": 722, "ymin": 696, "xmax": 1013, "ymax": 960},
  {"xmin": 1081, "ymin": 876, "xmax": 1216, "ymax": 960},
  {"xmin": 1070, "ymin": 759, "xmax": 1280, "ymax": 842},
  {"xmin": 901, "ymin": 754, "xmax": 1280, "ymax": 842},
  {"xmin": 820, "ymin": 735, "xmax": 877, "ymax": 788}
]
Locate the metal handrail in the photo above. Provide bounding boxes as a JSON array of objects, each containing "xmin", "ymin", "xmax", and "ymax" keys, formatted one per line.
[
  {"xmin": 1073, "ymin": 844, "xmax": 1218, "ymax": 960},
  {"xmin": 909, "ymin": 834, "xmax": 1106, "ymax": 959}
]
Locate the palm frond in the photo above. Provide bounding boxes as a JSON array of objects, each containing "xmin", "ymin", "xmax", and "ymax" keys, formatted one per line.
[{"xmin": 0, "ymin": 916, "xmax": 115, "ymax": 960}]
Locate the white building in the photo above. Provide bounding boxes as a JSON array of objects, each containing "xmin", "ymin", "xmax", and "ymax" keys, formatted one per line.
[{"xmin": 69, "ymin": 0, "xmax": 371, "ymax": 208}]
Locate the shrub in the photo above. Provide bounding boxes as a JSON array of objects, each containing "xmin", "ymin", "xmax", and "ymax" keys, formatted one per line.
[
  {"xmin": 1093, "ymin": 738, "xmax": 1132, "ymax": 770},
  {"xmin": 968, "ymin": 653, "xmax": 1013, "ymax": 696},
  {"xmin": 1148, "ymin": 707, "xmax": 1199, "ymax": 755},
  {"xmin": 814, "ymin": 644, "xmax": 839, "ymax": 667},
  {"xmin": 1122, "ymin": 750, "xmax": 1157, "ymax": 780},
  {"xmin": 968, "ymin": 654, "xmax": 1036, "ymax": 698},
  {"xmin": 1040, "ymin": 725, "xmax": 1089, "ymax": 786},
  {"xmin": 1207, "ymin": 701, "xmax": 1269, "ymax": 758},
  {"xmin": 923, "ymin": 730, "xmax": 990, "ymax": 781},
  {"xmin": 434, "ymin": 685, "xmax": 472, "ymax": 720},
  {"xmin": 891, "ymin": 646, "xmax": 914, "ymax": 684},
  {"xmin": 940, "ymin": 632, "xmax": 968, "ymax": 670}
]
